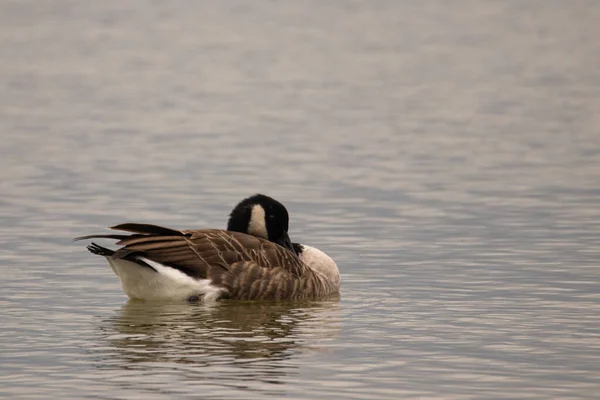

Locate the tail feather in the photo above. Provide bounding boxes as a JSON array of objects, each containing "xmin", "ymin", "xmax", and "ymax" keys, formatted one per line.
[
  {"xmin": 87, "ymin": 243, "xmax": 116, "ymax": 257},
  {"xmin": 109, "ymin": 223, "xmax": 183, "ymax": 236},
  {"xmin": 73, "ymin": 234, "xmax": 135, "ymax": 242},
  {"xmin": 73, "ymin": 223, "xmax": 183, "ymax": 244},
  {"xmin": 86, "ymin": 243, "xmax": 158, "ymax": 272}
]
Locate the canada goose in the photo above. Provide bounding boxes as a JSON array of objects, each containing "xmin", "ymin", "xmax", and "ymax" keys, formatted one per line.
[{"xmin": 74, "ymin": 194, "xmax": 340, "ymax": 302}]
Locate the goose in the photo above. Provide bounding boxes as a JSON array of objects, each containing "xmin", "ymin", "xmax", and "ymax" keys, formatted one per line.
[{"xmin": 74, "ymin": 194, "xmax": 340, "ymax": 302}]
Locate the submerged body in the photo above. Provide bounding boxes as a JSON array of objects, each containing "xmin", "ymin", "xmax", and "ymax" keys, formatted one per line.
[{"xmin": 76, "ymin": 194, "xmax": 340, "ymax": 302}]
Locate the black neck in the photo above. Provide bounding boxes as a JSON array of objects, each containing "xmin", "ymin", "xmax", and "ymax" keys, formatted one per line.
[{"xmin": 292, "ymin": 242, "xmax": 304, "ymax": 255}]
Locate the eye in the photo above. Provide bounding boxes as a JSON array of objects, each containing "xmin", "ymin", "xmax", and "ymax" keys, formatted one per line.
[{"xmin": 268, "ymin": 214, "xmax": 275, "ymax": 220}]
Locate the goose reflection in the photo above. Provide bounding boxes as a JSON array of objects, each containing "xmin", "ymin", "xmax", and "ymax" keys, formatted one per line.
[{"xmin": 97, "ymin": 298, "xmax": 341, "ymax": 369}]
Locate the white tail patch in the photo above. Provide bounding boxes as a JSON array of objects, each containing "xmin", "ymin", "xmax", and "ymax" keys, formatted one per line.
[{"xmin": 106, "ymin": 257, "xmax": 223, "ymax": 302}]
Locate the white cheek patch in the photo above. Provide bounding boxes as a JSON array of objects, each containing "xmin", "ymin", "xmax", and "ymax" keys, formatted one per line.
[{"xmin": 247, "ymin": 204, "xmax": 268, "ymax": 238}]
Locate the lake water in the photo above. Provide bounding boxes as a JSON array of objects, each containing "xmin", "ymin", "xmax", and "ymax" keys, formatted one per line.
[{"xmin": 1, "ymin": 1, "xmax": 600, "ymax": 399}]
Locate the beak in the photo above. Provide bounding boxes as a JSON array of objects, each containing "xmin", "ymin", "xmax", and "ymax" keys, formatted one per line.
[{"xmin": 278, "ymin": 232, "xmax": 296, "ymax": 255}]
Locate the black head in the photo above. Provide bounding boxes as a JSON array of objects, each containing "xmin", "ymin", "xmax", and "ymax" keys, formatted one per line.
[{"xmin": 227, "ymin": 194, "xmax": 296, "ymax": 254}]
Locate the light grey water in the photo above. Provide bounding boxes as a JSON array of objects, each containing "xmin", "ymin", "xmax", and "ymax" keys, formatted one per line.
[{"xmin": 1, "ymin": 1, "xmax": 600, "ymax": 399}]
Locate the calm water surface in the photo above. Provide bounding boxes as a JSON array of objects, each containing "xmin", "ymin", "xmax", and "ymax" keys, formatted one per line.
[{"xmin": 1, "ymin": 1, "xmax": 600, "ymax": 399}]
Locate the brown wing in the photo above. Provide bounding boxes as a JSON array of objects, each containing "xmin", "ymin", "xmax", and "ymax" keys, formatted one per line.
[
  {"xmin": 209, "ymin": 260, "xmax": 334, "ymax": 301},
  {"xmin": 104, "ymin": 223, "xmax": 307, "ymax": 280}
]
